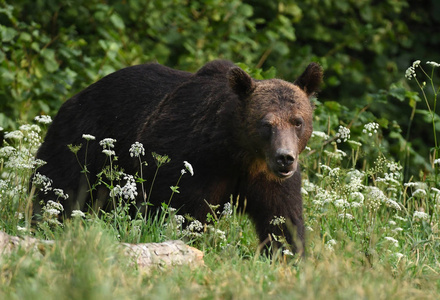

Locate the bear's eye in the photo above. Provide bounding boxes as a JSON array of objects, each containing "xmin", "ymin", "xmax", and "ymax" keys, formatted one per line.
[
  {"xmin": 293, "ymin": 118, "xmax": 303, "ymax": 128},
  {"xmin": 259, "ymin": 121, "xmax": 272, "ymax": 138}
]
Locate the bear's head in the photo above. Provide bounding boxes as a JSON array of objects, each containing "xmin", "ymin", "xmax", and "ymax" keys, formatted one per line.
[{"xmin": 228, "ymin": 63, "xmax": 323, "ymax": 180}]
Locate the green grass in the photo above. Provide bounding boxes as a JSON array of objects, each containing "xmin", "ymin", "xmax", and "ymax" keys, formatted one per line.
[{"xmin": 0, "ymin": 61, "xmax": 439, "ymax": 299}]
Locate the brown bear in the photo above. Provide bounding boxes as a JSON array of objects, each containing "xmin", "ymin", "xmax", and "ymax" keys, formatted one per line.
[{"xmin": 33, "ymin": 60, "xmax": 322, "ymax": 254}]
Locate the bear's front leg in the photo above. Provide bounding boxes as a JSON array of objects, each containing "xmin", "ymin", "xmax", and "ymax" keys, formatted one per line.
[{"xmin": 243, "ymin": 172, "xmax": 305, "ymax": 256}]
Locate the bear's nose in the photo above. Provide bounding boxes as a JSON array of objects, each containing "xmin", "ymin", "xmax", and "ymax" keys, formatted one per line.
[{"xmin": 276, "ymin": 150, "xmax": 295, "ymax": 167}]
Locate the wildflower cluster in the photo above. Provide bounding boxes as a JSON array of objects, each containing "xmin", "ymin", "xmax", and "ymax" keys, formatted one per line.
[
  {"xmin": 42, "ymin": 200, "xmax": 64, "ymax": 225},
  {"xmin": 71, "ymin": 210, "xmax": 86, "ymax": 218},
  {"xmin": 335, "ymin": 126, "xmax": 350, "ymax": 143},
  {"xmin": 100, "ymin": 138, "xmax": 116, "ymax": 157},
  {"xmin": 110, "ymin": 174, "xmax": 138, "ymax": 201},
  {"xmin": 405, "ymin": 60, "xmax": 421, "ymax": 80},
  {"xmin": 270, "ymin": 216, "xmax": 286, "ymax": 226},
  {"xmin": 129, "ymin": 142, "xmax": 145, "ymax": 158},
  {"xmin": 413, "ymin": 210, "xmax": 429, "ymax": 222},
  {"xmin": 311, "ymin": 131, "xmax": 329, "ymax": 140},
  {"xmin": 363, "ymin": 122, "xmax": 379, "ymax": 136},
  {"xmin": 426, "ymin": 61, "xmax": 440, "ymax": 68},
  {"xmin": 182, "ymin": 220, "xmax": 204, "ymax": 238},
  {"xmin": 34, "ymin": 115, "xmax": 53, "ymax": 124},
  {"xmin": 82, "ymin": 134, "xmax": 96, "ymax": 141},
  {"xmin": 183, "ymin": 161, "xmax": 194, "ymax": 176}
]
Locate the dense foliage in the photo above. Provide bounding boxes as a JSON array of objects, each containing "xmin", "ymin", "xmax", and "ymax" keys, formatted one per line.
[
  {"xmin": 1, "ymin": 1, "xmax": 440, "ymax": 298},
  {"xmin": 1, "ymin": 0, "xmax": 439, "ymax": 175}
]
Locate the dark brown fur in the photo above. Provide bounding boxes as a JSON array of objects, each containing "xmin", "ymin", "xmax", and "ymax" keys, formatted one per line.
[{"xmin": 33, "ymin": 60, "xmax": 323, "ymax": 254}]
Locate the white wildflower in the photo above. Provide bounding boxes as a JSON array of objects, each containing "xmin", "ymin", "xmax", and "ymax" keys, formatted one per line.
[
  {"xmin": 222, "ymin": 202, "xmax": 232, "ymax": 216},
  {"xmin": 43, "ymin": 200, "xmax": 64, "ymax": 218},
  {"xmin": 334, "ymin": 199, "xmax": 349, "ymax": 208},
  {"xmin": 385, "ymin": 199, "xmax": 401, "ymax": 210},
  {"xmin": 325, "ymin": 239, "xmax": 336, "ymax": 251},
  {"xmin": 283, "ymin": 249, "xmax": 294, "ymax": 256},
  {"xmin": 389, "ymin": 220, "xmax": 396, "ymax": 226},
  {"xmin": 384, "ymin": 236, "xmax": 399, "ymax": 247},
  {"xmin": 392, "ymin": 227, "xmax": 403, "ymax": 234},
  {"xmin": 183, "ymin": 161, "xmax": 194, "ymax": 176},
  {"xmin": 394, "ymin": 252, "xmax": 404, "ymax": 259},
  {"xmin": 45, "ymin": 208, "xmax": 61, "ymax": 217},
  {"xmin": 4, "ymin": 130, "xmax": 24, "ymax": 140},
  {"xmin": 350, "ymin": 191, "xmax": 364, "ymax": 203},
  {"xmin": 174, "ymin": 215, "xmax": 185, "ymax": 227},
  {"xmin": 350, "ymin": 201, "xmax": 363, "ymax": 208},
  {"xmin": 362, "ymin": 122, "xmax": 379, "ymax": 136},
  {"xmin": 403, "ymin": 182, "xmax": 417, "ymax": 188},
  {"xmin": 213, "ymin": 228, "xmax": 226, "ymax": 241},
  {"xmin": 338, "ymin": 213, "xmax": 354, "ymax": 220},
  {"xmin": 394, "ymin": 215, "xmax": 406, "ymax": 221},
  {"xmin": 347, "ymin": 171, "xmax": 364, "ymax": 193},
  {"xmin": 46, "ymin": 200, "xmax": 64, "ymax": 211},
  {"xmin": 110, "ymin": 185, "xmax": 122, "ymax": 198},
  {"xmin": 187, "ymin": 220, "xmax": 203, "ymax": 232},
  {"xmin": 129, "ymin": 142, "xmax": 145, "ymax": 157},
  {"xmin": 434, "ymin": 158, "xmax": 440, "ymax": 166},
  {"xmin": 405, "ymin": 67, "xmax": 415, "ymax": 80},
  {"xmin": 413, "ymin": 211, "xmax": 429, "ymax": 221},
  {"xmin": 53, "ymin": 188, "xmax": 69, "ymax": 200},
  {"xmin": 320, "ymin": 164, "xmax": 332, "ymax": 172},
  {"xmin": 112, "ymin": 175, "xmax": 138, "ymax": 200},
  {"xmin": 270, "ymin": 216, "xmax": 286, "ymax": 226},
  {"xmin": 82, "ymin": 134, "xmax": 96, "ymax": 141},
  {"xmin": 17, "ymin": 226, "xmax": 27, "ymax": 232},
  {"xmin": 329, "ymin": 167, "xmax": 340, "ymax": 178},
  {"xmin": 99, "ymin": 138, "xmax": 116, "ymax": 149},
  {"xmin": 19, "ymin": 124, "xmax": 32, "ymax": 132},
  {"xmin": 336, "ymin": 149, "xmax": 347, "ymax": 157},
  {"xmin": 387, "ymin": 161, "xmax": 402, "ymax": 173},
  {"xmin": 405, "ymin": 60, "xmax": 421, "ymax": 80},
  {"xmin": 0, "ymin": 146, "xmax": 15, "ymax": 157},
  {"xmin": 347, "ymin": 140, "xmax": 362, "ymax": 147},
  {"xmin": 412, "ymin": 189, "xmax": 427, "ymax": 198},
  {"xmin": 365, "ymin": 186, "xmax": 386, "ymax": 212},
  {"xmin": 335, "ymin": 126, "xmax": 350, "ymax": 143},
  {"xmin": 71, "ymin": 210, "xmax": 86, "ymax": 218},
  {"xmin": 303, "ymin": 179, "xmax": 316, "ymax": 192},
  {"xmin": 34, "ymin": 115, "xmax": 53, "ymax": 124},
  {"xmin": 181, "ymin": 169, "xmax": 186, "ymax": 175},
  {"xmin": 311, "ymin": 131, "xmax": 329, "ymax": 139},
  {"xmin": 32, "ymin": 173, "xmax": 53, "ymax": 193},
  {"xmin": 427, "ymin": 61, "xmax": 440, "ymax": 68},
  {"xmin": 102, "ymin": 149, "xmax": 115, "ymax": 157}
]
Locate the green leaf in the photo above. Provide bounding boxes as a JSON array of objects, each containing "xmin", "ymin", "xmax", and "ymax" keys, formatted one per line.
[
  {"xmin": 389, "ymin": 84, "xmax": 406, "ymax": 101},
  {"xmin": 170, "ymin": 186, "xmax": 180, "ymax": 193},
  {"xmin": 110, "ymin": 13, "xmax": 125, "ymax": 30},
  {"xmin": 40, "ymin": 49, "xmax": 59, "ymax": 73},
  {"xmin": 324, "ymin": 101, "xmax": 342, "ymax": 112},
  {"xmin": 0, "ymin": 26, "xmax": 17, "ymax": 42}
]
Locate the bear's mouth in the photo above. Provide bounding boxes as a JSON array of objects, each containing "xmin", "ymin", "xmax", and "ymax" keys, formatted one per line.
[{"xmin": 276, "ymin": 169, "xmax": 295, "ymax": 179}]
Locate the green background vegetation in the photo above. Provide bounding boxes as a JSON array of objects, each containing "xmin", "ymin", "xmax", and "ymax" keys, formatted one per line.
[
  {"xmin": 1, "ymin": 0, "xmax": 440, "ymax": 175},
  {"xmin": 1, "ymin": 1, "xmax": 440, "ymax": 299}
]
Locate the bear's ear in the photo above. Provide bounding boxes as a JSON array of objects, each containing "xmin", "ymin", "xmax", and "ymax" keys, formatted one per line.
[
  {"xmin": 294, "ymin": 63, "xmax": 323, "ymax": 97},
  {"xmin": 227, "ymin": 67, "xmax": 255, "ymax": 99}
]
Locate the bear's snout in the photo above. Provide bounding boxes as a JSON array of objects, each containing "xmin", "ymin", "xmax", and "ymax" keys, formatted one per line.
[{"xmin": 273, "ymin": 149, "xmax": 297, "ymax": 179}]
